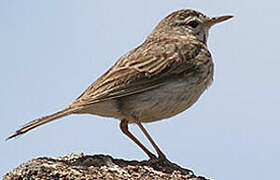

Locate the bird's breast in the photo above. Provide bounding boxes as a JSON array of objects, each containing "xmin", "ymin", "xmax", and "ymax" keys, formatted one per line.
[{"xmin": 119, "ymin": 71, "xmax": 213, "ymax": 123}]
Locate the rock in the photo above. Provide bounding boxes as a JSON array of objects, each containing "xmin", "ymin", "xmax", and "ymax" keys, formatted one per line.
[{"xmin": 3, "ymin": 153, "xmax": 209, "ymax": 180}]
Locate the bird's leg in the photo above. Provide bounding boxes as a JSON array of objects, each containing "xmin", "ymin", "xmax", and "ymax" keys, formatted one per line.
[
  {"xmin": 120, "ymin": 120, "xmax": 157, "ymax": 159},
  {"xmin": 136, "ymin": 121, "xmax": 194, "ymax": 175},
  {"xmin": 121, "ymin": 119, "xmax": 193, "ymax": 174},
  {"xmin": 135, "ymin": 121, "xmax": 167, "ymax": 160}
]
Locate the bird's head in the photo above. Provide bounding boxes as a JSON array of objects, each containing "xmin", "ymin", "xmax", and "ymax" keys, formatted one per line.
[{"xmin": 149, "ymin": 9, "xmax": 233, "ymax": 44}]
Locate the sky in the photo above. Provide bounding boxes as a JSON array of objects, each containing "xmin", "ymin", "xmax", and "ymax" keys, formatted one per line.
[{"xmin": 1, "ymin": 1, "xmax": 279, "ymax": 179}]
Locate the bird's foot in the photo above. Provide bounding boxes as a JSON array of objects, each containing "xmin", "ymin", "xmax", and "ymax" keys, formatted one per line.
[{"xmin": 147, "ymin": 155, "xmax": 194, "ymax": 175}]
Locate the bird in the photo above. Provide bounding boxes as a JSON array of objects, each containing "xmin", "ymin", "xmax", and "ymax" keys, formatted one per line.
[{"xmin": 7, "ymin": 9, "xmax": 232, "ymax": 160}]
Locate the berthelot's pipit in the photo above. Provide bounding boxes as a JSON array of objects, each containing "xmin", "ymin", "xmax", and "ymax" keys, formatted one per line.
[{"xmin": 7, "ymin": 9, "xmax": 232, "ymax": 160}]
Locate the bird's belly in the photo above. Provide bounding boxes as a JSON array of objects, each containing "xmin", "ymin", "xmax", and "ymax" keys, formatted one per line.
[{"xmin": 120, "ymin": 78, "xmax": 209, "ymax": 123}]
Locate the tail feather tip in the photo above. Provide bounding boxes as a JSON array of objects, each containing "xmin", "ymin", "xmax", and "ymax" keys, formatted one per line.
[{"xmin": 6, "ymin": 131, "xmax": 22, "ymax": 141}]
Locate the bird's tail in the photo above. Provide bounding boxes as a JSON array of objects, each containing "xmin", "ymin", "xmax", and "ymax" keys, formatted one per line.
[{"xmin": 6, "ymin": 106, "xmax": 77, "ymax": 140}]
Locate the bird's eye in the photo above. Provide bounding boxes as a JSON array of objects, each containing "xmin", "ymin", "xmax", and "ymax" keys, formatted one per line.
[{"xmin": 187, "ymin": 21, "xmax": 199, "ymax": 28}]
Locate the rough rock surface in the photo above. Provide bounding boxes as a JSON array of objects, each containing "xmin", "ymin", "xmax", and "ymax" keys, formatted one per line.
[{"xmin": 4, "ymin": 153, "xmax": 209, "ymax": 180}]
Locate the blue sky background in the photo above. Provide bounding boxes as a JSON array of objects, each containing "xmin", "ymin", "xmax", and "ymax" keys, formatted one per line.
[{"xmin": 1, "ymin": 1, "xmax": 279, "ymax": 179}]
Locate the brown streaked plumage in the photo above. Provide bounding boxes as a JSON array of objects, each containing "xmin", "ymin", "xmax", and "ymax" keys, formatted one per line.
[{"xmin": 7, "ymin": 9, "xmax": 232, "ymax": 161}]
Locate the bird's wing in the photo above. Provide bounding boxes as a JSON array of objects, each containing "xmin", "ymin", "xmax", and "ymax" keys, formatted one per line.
[{"xmin": 74, "ymin": 39, "xmax": 207, "ymax": 106}]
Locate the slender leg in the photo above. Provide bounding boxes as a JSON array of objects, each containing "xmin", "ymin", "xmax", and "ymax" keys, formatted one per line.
[
  {"xmin": 120, "ymin": 120, "xmax": 156, "ymax": 159},
  {"xmin": 136, "ymin": 121, "xmax": 166, "ymax": 160},
  {"xmin": 121, "ymin": 120, "xmax": 193, "ymax": 175}
]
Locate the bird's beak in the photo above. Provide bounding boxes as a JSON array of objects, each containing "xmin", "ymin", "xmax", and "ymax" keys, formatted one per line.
[{"xmin": 207, "ymin": 15, "xmax": 233, "ymax": 26}]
